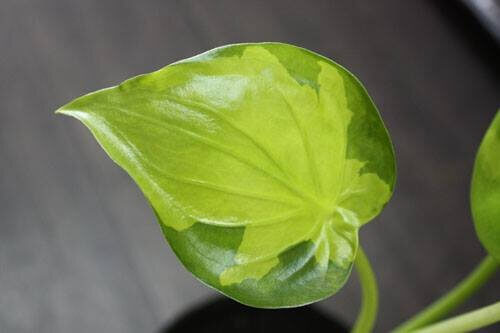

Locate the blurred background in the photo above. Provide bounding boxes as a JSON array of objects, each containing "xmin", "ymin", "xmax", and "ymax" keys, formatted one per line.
[{"xmin": 1, "ymin": 0, "xmax": 499, "ymax": 332}]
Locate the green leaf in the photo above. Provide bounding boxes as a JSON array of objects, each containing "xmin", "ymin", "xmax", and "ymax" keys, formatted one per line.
[
  {"xmin": 57, "ymin": 43, "xmax": 396, "ymax": 308},
  {"xmin": 471, "ymin": 111, "xmax": 500, "ymax": 262}
]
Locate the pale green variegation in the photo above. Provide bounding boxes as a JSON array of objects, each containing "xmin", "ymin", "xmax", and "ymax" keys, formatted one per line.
[
  {"xmin": 471, "ymin": 111, "xmax": 500, "ymax": 262},
  {"xmin": 57, "ymin": 43, "xmax": 395, "ymax": 307}
]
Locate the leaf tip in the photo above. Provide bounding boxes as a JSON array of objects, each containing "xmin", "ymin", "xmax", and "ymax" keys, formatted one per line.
[{"xmin": 54, "ymin": 101, "xmax": 75, "ymax": 116}]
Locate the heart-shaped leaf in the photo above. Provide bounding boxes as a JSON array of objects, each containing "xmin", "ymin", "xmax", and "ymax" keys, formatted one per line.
[
  {"xmin": 57, "ymin": 43, "xmax": 396, "ymax": 307},
  {"xmin": 471, "ymin": 111, "xmax": 500, "ymax": 262}
]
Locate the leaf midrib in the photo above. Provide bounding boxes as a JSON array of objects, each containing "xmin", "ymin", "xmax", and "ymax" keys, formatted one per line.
[{"xmin": 107, "ymin": 103, "xmax": 325, "ymax": 209}]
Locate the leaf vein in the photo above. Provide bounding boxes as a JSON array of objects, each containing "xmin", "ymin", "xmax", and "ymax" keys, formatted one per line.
[
  {"xmin": 163, "ymin": 94, "xmax": 291, "ymax": 180},
  {"xmin": 196, "ymin": 208, "xmax": 305, "ymax": 228},
  {"xmin": 277, "ymin": 89, "xmax": 322, "ymax": 196},
  {"xmin": 109, "ymin": 105, "xmax": 314, "ymax": 202},
  {"xmin": 235, "ymin": 214, "xmax": 324, "ymax": 266},
  {"xmin": 152, "ymin": 171, "xmax": 300, "ymax": 208}
]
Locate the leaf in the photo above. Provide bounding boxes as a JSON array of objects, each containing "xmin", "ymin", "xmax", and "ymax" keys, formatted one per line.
[
  {"xmin": 56, "ymin": 43, "xmax": 396, "ymax": 308},
  {"xmin": 471, "ymin": 111, "xmax": 500, "ymax": 262}
]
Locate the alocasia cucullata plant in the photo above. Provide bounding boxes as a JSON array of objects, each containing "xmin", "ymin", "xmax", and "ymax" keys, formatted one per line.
[{"xmin": 57, "ymin": 43, "xmax": 499, "ymax": 332}]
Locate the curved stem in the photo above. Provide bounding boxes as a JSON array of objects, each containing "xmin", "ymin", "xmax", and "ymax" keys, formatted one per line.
[
  {"xmin": 414, "ymin": 301, "xmax": 500, "ymax": 333},
  {"xmin": 393, "ymin": 255, "xmax": 499, "ymax": 332},
  {"xmin": 352, "ymin": 246, "xmax": 379, "ymax": 333}
]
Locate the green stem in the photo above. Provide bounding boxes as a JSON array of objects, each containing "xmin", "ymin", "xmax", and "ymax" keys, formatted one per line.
[
  {"xmin": 352, "ymin": 246, "xmax": 379, "ymax": 333},
  {"xmin": 414, "ymin": 301, "xmax": 500, "ymax": 333},
  {"xmin": 393, "ymin": 255, "xmax": 499, "ymax": 332}
]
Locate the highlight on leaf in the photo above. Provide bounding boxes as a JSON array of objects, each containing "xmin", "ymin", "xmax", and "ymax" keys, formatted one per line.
[{"xmin": 56, "ymin": 43, "xmax": 396, "ymax": 308}]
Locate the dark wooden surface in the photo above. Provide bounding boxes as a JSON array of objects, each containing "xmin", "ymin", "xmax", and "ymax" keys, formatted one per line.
[{"xmin": 1, "ymin": 1, "xmax": 499, "ymax": 332}]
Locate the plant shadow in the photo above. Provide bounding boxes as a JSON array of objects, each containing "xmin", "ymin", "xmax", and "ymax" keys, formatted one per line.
[{"xmin": 162, "ymin": 297, "xmax": 348, "ymax": 333}]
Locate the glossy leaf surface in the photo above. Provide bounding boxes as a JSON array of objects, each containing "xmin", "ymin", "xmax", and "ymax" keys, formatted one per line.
[
  {"xmin": 57, "ymin": 43, "xmax": 396, "ymax": 307},
  {"xmin": 471, "ymin": 111, "xmax": 500, "ymax": 262}
]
